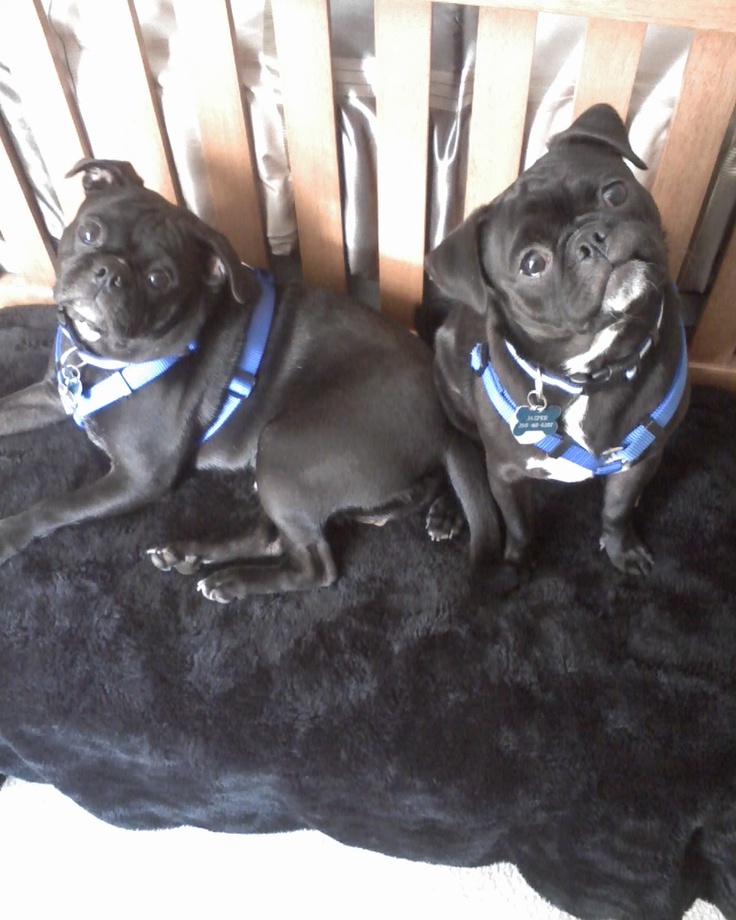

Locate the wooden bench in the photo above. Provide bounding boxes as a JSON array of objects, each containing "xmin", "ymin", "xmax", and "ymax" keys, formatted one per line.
[{"xmin": 1, "ymin": 0, "xmax": 735, "ymax": 389}]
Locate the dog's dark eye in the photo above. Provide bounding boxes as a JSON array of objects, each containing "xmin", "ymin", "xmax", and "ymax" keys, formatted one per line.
[
  {"xmin": 520, "ymin": 250, "xmax": 547, "ymax": 277},
  {"xmin": 77, "ymin": 219, "xmax": 105, "ymax": 246},
  {"xmin": 601, "ymin": 180, "xmax": 628, "ymax": 207},
  {"xmin": 147, "ymin": 269, "xmax": 172, "ymax": 292}
]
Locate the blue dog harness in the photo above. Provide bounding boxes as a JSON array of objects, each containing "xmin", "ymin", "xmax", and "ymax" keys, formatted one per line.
[
  {"xmin": 56, "ymin": 268, "xmax": 276, "ymax": 443},
  {"xmin": 470, "ymin": 318, "xmax": 688, "ymax": 477}
]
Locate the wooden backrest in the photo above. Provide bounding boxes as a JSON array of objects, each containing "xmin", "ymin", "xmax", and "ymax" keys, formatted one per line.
[{"xmin": 1, "ymin": 0, "xmax": 735, "ymax": 387}]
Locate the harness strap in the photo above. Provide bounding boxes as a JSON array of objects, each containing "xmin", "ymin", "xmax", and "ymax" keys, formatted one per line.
[
  {"xmin": 56, "ymin": 324, "xmax": 194, "ymax": 426},
  {"xmin": 504, "ymin": 295, "xmax": 666, "ymax": 396},
  {"xmin": 504, "ymin": 341, "xmax": 584, "ymax": 396},
  {"xmin": 471, "ymin": 320, "xmax": 688, "ymax": 476},
  {"xmin": 200, "ymin": 268, "xmax": 275, "ymax": 442},
  {"xmin": 55, "ymin": 268, "xmax": 276, "ymax": 440}
]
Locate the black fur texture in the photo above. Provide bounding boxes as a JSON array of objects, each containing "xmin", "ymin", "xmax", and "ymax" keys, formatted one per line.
[
  {"xmin": 1, "ymin": 306, "xmax": 736, "ymax": 920},
  {"xmin": 0, "ymin": 159, "xmax": 498, "ymax": 599},
  {"xmin": 424, "ymin": 105, "xmax": 689, "ymax": 580}
]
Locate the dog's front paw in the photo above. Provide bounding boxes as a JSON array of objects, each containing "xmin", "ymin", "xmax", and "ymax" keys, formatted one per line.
[
  {"xmin": 425, "ymin": 492, "xmax": 465, "ymax": 542},
  {"xmin": 600, "ymin": 533, "xmax": 654, "ymax": 576},
  {"xmin": 147, "ymin": 544, "xmax": 204, "ymax": 575},
  {"xmin": 197, "ymin": 572, "xmax": 241, "ymax": 604}
]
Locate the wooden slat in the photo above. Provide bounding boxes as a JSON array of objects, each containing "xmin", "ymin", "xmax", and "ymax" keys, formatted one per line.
[
  {"xmin": 271, "ymin": 0, "xmax": 346, "ymax": 292},
  {"xmin": 690, "ymin": 221, "xmax": 736, "ymax": 366},
  {"xmin": 0, "ymin": 118, "xmax": 56, "ymax": 288},
  {"xmin": 173, "ymin": 0, "xmax": 267, "ymax": 268},
  {"xmin": 427, "ymin": 0, "xmax": 736, "ymax": 34},
  {"xmin": 374, "ymin": 0, "xmax": 432, "ymax": 324},
  {"xmin": 689, "ymin": 361, "xmax": 736, "ymax": 393},
  {"xmin": 0, "ymin": 0, "xmax": 90, "ymax": 222},
  {"xmin": 71, "ymin": 0, "xmax": 179, "ymax": 204},
  {"xmin": 651, "ymin": 30, "xmax": 736, "ymax": 279},
  {"xmin": 465, "ymin": 8, "xmax": 537, "ymax": 216},
  {"xmin": 0, "ymin": 276, "xmax": 54, "ymax": 309},
  {"xmin": 573, "ymin": 18, "xmax": 646, "ymax": 120}
]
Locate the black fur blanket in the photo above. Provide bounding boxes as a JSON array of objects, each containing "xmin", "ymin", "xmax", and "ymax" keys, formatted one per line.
[{"xmin": 1, "ymin": 306, "xmax": 735, "ymax": 920}]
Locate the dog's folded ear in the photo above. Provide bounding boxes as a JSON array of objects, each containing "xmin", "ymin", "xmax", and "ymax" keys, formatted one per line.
[
  {"xmin": 549, "ymin": 103, "xmax": 647, "ymax": 170},
  {"xmin": 66, "ymin": 158, "xmax": 146, "ymax": 193},
  {"xmin": 424, "ymin": 207, "xmax": 490, "ymax": 314},
  {"xmin": 183, "ymin": 216, "xmax": 259, "ymax": 305}
]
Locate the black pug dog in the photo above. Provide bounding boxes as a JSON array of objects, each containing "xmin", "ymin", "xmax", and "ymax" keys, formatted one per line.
[
  {"xmin": 424, "ymin": 104, "xmax": 690, "ymax": 578},
  {"xmin": 0, "ymin": 158, "xmax": 499, "ymax": 601}
]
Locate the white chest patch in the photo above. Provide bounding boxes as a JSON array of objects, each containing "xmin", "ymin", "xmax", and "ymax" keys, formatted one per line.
[
  {"xmin": 526, "ymin": 455, "xmax": 595, "ymax": 482},
  {"xmin": 524, "ymin": 395, "xmax": 595, "ymax": 482},
  {"xmin": 562, "ymin": 267, "xmax": 650, "ymax": 377},
  {"xmin": 562, "ymin": 323, "xmax": 623, "ymax": 376},
  {"xmin": 562, "ymin": 395, "xmax": 590, "ymax": 451}
]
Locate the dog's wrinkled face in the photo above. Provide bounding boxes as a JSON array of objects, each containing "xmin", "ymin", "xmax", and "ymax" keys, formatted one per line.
[
  {"xmin": 426, "ymin": 105, "xmax": 670, "ymax": 369},
  {"xmin": 54, "ymin": 159, "xmax": 254, "ymax": 362}
]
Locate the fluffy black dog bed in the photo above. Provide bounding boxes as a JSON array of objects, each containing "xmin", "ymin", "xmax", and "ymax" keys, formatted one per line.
[{"xmin": 1, "ymin": 306, "xmax": 735, "ymax": 920}]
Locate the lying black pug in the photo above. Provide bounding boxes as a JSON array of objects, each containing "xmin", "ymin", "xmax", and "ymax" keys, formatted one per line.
[
  {"xmin": 424, "ymin": 104, "xmax": 689, "ymax": 577},
  {"xmin": 0, "ymin": 158, "xmax": 499, "ymax": 600}
]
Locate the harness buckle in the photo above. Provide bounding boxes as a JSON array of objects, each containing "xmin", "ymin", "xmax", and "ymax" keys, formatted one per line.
[
  {"xmin": 229, "ymin": 369, "xmax": 257, "ymax": 397},
  {"xmin": 597, "ymin": 443, "xmax": 629, "ymax": 473},
  {"xmin": 567, "ymin": 364, "xmax": 615, "ymax": 390}
]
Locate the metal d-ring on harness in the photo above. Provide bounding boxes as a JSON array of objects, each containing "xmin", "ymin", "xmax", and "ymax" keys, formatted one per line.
[
  {"xmin": 470, "ymin": 314, "xmax": 689, "ymax": 477},
  {"xmin": 55, "ymin": 325, "xmax": 197, "ymax": 423},
  {"xmin": 55, "ymin": 268, "xmax": 276, "ymax": 443}
]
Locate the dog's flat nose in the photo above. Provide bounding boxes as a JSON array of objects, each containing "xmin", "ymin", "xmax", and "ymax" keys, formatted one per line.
[
  {"xmin": 571, "ymin": 221, "xmax": 611, "ymax": 262},
  {"xmin": 91, "ymin": 256, "xmax": 130, "ymax": 291},
  {"xmin": 578, "ymin": 229, "xmax": 607, "ymax": 259},
  {"xmin": 94, "ymin": 264, "xmax": 124, "ymax": 289}
]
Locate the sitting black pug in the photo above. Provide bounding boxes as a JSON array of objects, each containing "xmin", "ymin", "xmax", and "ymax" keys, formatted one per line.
[
  {"xmin": 424, "ymin": 104, "xmax": 690, "ymax": 577},
  {"xmin": 0, "ymin": 158, "xmax": 499, "ymax": 600}
]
